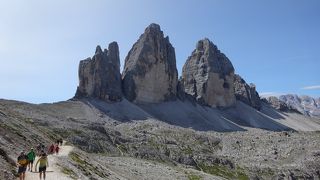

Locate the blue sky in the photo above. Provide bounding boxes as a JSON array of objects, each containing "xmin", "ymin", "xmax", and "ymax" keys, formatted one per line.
[{"xmin": 0, "ymin": 0, "xmax": 319, "ymax": 103}]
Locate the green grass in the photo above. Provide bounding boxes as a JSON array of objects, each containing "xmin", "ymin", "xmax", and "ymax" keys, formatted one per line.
[
  {"xmin": 25, "ymin": 118, "xmax": 34, "ymax": 124},
  {"xmin": 69, "ymin": 152, "xmax": 107, "ymax": 178},
  {"xmin": 199, "ymin": 164, "xmax": 249, "ymax": 180},
  {"xmin": 0, "ymin": 123, "xmax": 26, "ymax": 139},
  {"xmin": 148, "ymin": 137, "xmax": 169, "ymax": 154},
  {"xmin": 69, "ymin": 152, "xmax": 85, "ymax": 164},
  {"xmin": 187, "ymin": 174, "xmax": 202, "ymax": 180},
  {"xmin": 182, "ymin": 146, "xmax": 193, "ymax": 155},
  {"xmin": 149, "ymin": 137, "xmax": 160, "ymax": 149},
  {"xmin": 59, "ymin": 165, "xmax": 77, "ymax": 179}
]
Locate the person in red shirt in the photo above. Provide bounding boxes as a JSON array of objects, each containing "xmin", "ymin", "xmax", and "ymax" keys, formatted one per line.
[
  {"xmin": 55, "ymin": 145, "xmax": 60, "ymax": 155},
  {"xmin": 48, "ymin": 144, "xmax": 54, "ymax": 154}
]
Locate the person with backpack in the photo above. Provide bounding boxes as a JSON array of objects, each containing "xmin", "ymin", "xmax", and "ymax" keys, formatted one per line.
[
  {"xmin": 59, "ymin": 138, "xmax": 63, "ymax": 146},
  {"xmin": 17, "ymin": 151, "xmax": 28, "ymax": 180},
  {"xmin": 55, "ymin": 144, "xmax": 60, "ymax": 155},
  {"xmin": 35, "ymin": 152, "xmax": 49, "ymax": 180},
  {"xmin": 36, "ymin": 143, "xmax": 42, "ymax": 156},
  {"xmin": 27, "ymin": 148, "xmax": 36, "ymax": 172},
  {"xmin": 48, "ymin": 144, "xmax": 55, "ymax": 154},
  {"xmin": 41, "ymin": 144, "xmax": 45, "ymax": 152}
]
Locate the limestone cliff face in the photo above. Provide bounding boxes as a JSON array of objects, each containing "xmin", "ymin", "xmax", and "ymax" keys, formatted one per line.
[
  {"xmin": 234, "ymin": 74, "xmax": 261, "ymax": 110},
  {"xmin": 75, "ymin": 42, "xmax": 122, "ymax": 101},
  {"xmin": 122, "ymin": 23, "xmax": 178, "ymax": 103},
  {"xmin": 182, "ymin": 38, "xmax": 236, "ymax": 107},
  {"xmin": 73, "ymin": 24, "xmax": 268, "ymax": 111}
]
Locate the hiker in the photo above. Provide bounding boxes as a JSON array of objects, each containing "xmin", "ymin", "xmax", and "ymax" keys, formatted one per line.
[
  {"xmin": 17, "ymin": 151, "xmax": 28, "ymax": 180},
  {"xmin": 27, "ymin": 148, "xmax": 36, "ymax": 172},
  {"xmin": 35, "ymin": 152, "xmax": 49, "ymax": 180},
  {"xmin": 55, "ymin": 144, "xmax": 60, "ymax": 155},
  {"xmin": 36, "ymin": 143, "xmax": 42, "ymax": 156},
  {"xmin": 59, "ymin": 138, "xmax": 63, "ymax": 146},
  {"xmin": 41, "ymin": 144, "xmax": 45, "ymax": 152},
  {"xmin": 48, "ymin": 144, "xmax": 55, "ymax": 154}
]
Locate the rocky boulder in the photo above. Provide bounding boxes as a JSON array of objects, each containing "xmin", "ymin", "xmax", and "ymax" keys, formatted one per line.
[
  {"xmin": 122, "ymin": 23, "xmax": 178, "ymax": 103},
  {"xmin": 75, "ymin": 42, "xmax": 122, "ymax": 101},
  {"xmin": 234, "ymin": 74, "xmax": 261, "ymax": 110},
  {"xmin": 181, "ymin": 38, "xmax": 235, "ymax": 108}
]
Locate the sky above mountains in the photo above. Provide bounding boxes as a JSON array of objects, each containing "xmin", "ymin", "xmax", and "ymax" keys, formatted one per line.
[{"xmin": 0, "ymin": 0, "xmax": 319, "ymax": 103}]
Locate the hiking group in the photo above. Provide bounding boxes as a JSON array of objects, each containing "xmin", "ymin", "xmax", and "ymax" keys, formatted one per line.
[{"xmin": 16, "ymin": 138, "xmax": 63, "ymax": 180}]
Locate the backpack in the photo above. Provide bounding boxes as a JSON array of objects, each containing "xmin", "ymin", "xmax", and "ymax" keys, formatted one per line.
[{"xmin": 18, "ymin": 155, "xmax": 28, "ymax": 166}]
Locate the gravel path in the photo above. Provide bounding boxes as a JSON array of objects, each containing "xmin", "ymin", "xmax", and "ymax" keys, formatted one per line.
[{"xmin": 21, "ymin": 145, "xmax": 73, "ymax": 180}]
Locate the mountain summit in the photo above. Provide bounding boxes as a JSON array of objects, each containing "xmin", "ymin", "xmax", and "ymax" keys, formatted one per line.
[
  {"xmin": 74, "ymin": 24, "xmax": 263, "ymax": 110},
  {"xmin": 75, "ymin": 42, "xmax": 122, "ymax": 101},
  {"xmin": 122, "ymin": 23, "xmax": 178, "ymax": 103},
  {"xmin": 182, "ymin": 38, "xmax": 236, "ymax": 108}
]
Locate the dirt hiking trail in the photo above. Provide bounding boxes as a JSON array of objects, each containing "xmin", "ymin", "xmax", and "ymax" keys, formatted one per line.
[{"xmin": 21, "ymin": 144, "xmax": 73, "ymax": 180}]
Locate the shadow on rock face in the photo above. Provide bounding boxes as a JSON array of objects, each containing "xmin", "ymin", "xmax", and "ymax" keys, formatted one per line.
[
  {"xmin": 76, "ymin": 98, "xmax": 292, "ymax": 132},
  {"xmin": 139, "ymin": 100, "xmax": 292, "ymax": 132},
  {"xmin": 259, "ymin": 102, "xmax": 288, "ymax": 119},
  {"xmin": 222, "ymin": 101, "xmax": 292, "ymax": 131},
  {"xmin": 138, "ymin": 100, "xmax": 245, "ymax": 132},
  {"xmin": 80, "ymin": 98, "xmax": 152, "ymax": 122}
]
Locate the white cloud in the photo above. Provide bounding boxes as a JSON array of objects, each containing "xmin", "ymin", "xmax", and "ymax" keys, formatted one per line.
[{"xmin": 301, "ymin": 85, "xmax": 320, "ymax": 90}]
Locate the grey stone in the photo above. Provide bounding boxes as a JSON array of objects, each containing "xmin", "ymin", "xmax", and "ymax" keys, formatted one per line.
[
  {"xmin": 265, "ymin": 96, "xmax": 289, "ymax": 111},
  {"xmin": 181, "ymin": 38, "xmax": 235, "ymax": 107},
  {"xmin": 75, "ymin": 42, "xmax": 122, "ymax": 101},
  {"xmin": 176, "ymin": 77, "xmax": 186, "ymax": 100},
  {"xmin": 122, "ymin": 23, "xmax": 178, "ymax": 103},
  {"xmin": 234, "ymin": 74, "xmax": 261, "ymax": 110}
]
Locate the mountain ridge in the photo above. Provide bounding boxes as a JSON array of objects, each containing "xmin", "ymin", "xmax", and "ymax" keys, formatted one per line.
[{"xmin": 280, "ymin": 94, "xmax": 320, "ymax": 118}]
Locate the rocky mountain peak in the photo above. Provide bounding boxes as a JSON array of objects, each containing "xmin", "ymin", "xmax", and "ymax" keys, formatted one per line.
[
  {"xmin": 195, "ymin": 38, "xmax": 234, "ymax": 75},
  {"xmin": 107, "ymin": 41, "xmax": 120, "ymax": 68},
  {"xmin": 265, "ymin": 96, "xmax": 290, "ymax": 111},
  {"xmin": 182, "ymin": 38, "xmax": 236, "ymax": 107},
  {"xmin": 144, "ymin": 23, "xmax": 162, "ymax": 33},
  {"xmin": 234, "ymin": 74, "xmax": 262, "ymax": 110},
  {"xmin": 108, "ymin": 42, "xmax": 119, "ymax": 54},
  {"xmin": 75, "ymin": 42, "xmax": 122, "ymax": 101},
  {"xmin": 122, "ymin": 23, "xmax": 178, "ymax": 103},
  {"xmin": 195, "ymin": 38, "xmax": 213, "ymax": 51},
  {"xmin": 95, "ymin": 45, "xmax": 103, "ymax": 54}
]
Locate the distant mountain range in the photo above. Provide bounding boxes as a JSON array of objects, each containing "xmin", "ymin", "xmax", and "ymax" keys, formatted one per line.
[
  {"xmin": 262, "ymin": 94, "xmax": 320, "ymax": 119},
  {"xmin": 279, "ymin": 94, "xmax": 320, "ymax": 118}
]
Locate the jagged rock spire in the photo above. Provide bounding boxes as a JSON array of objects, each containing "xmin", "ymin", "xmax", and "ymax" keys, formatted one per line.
[
  {"xmin": 182, "ymin": 38, "xmax": 236, "ymax": 107},
  {"xmin": 234, "ymin": 74, "xmax": 261, "ymax": 110},
  {"xmin": 75, "ymin": 42, "xmax": 122, "ymax": 101},
  {"xmin": 122, "ymin": 23, "xmax": 178, "ymax": 103}
]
